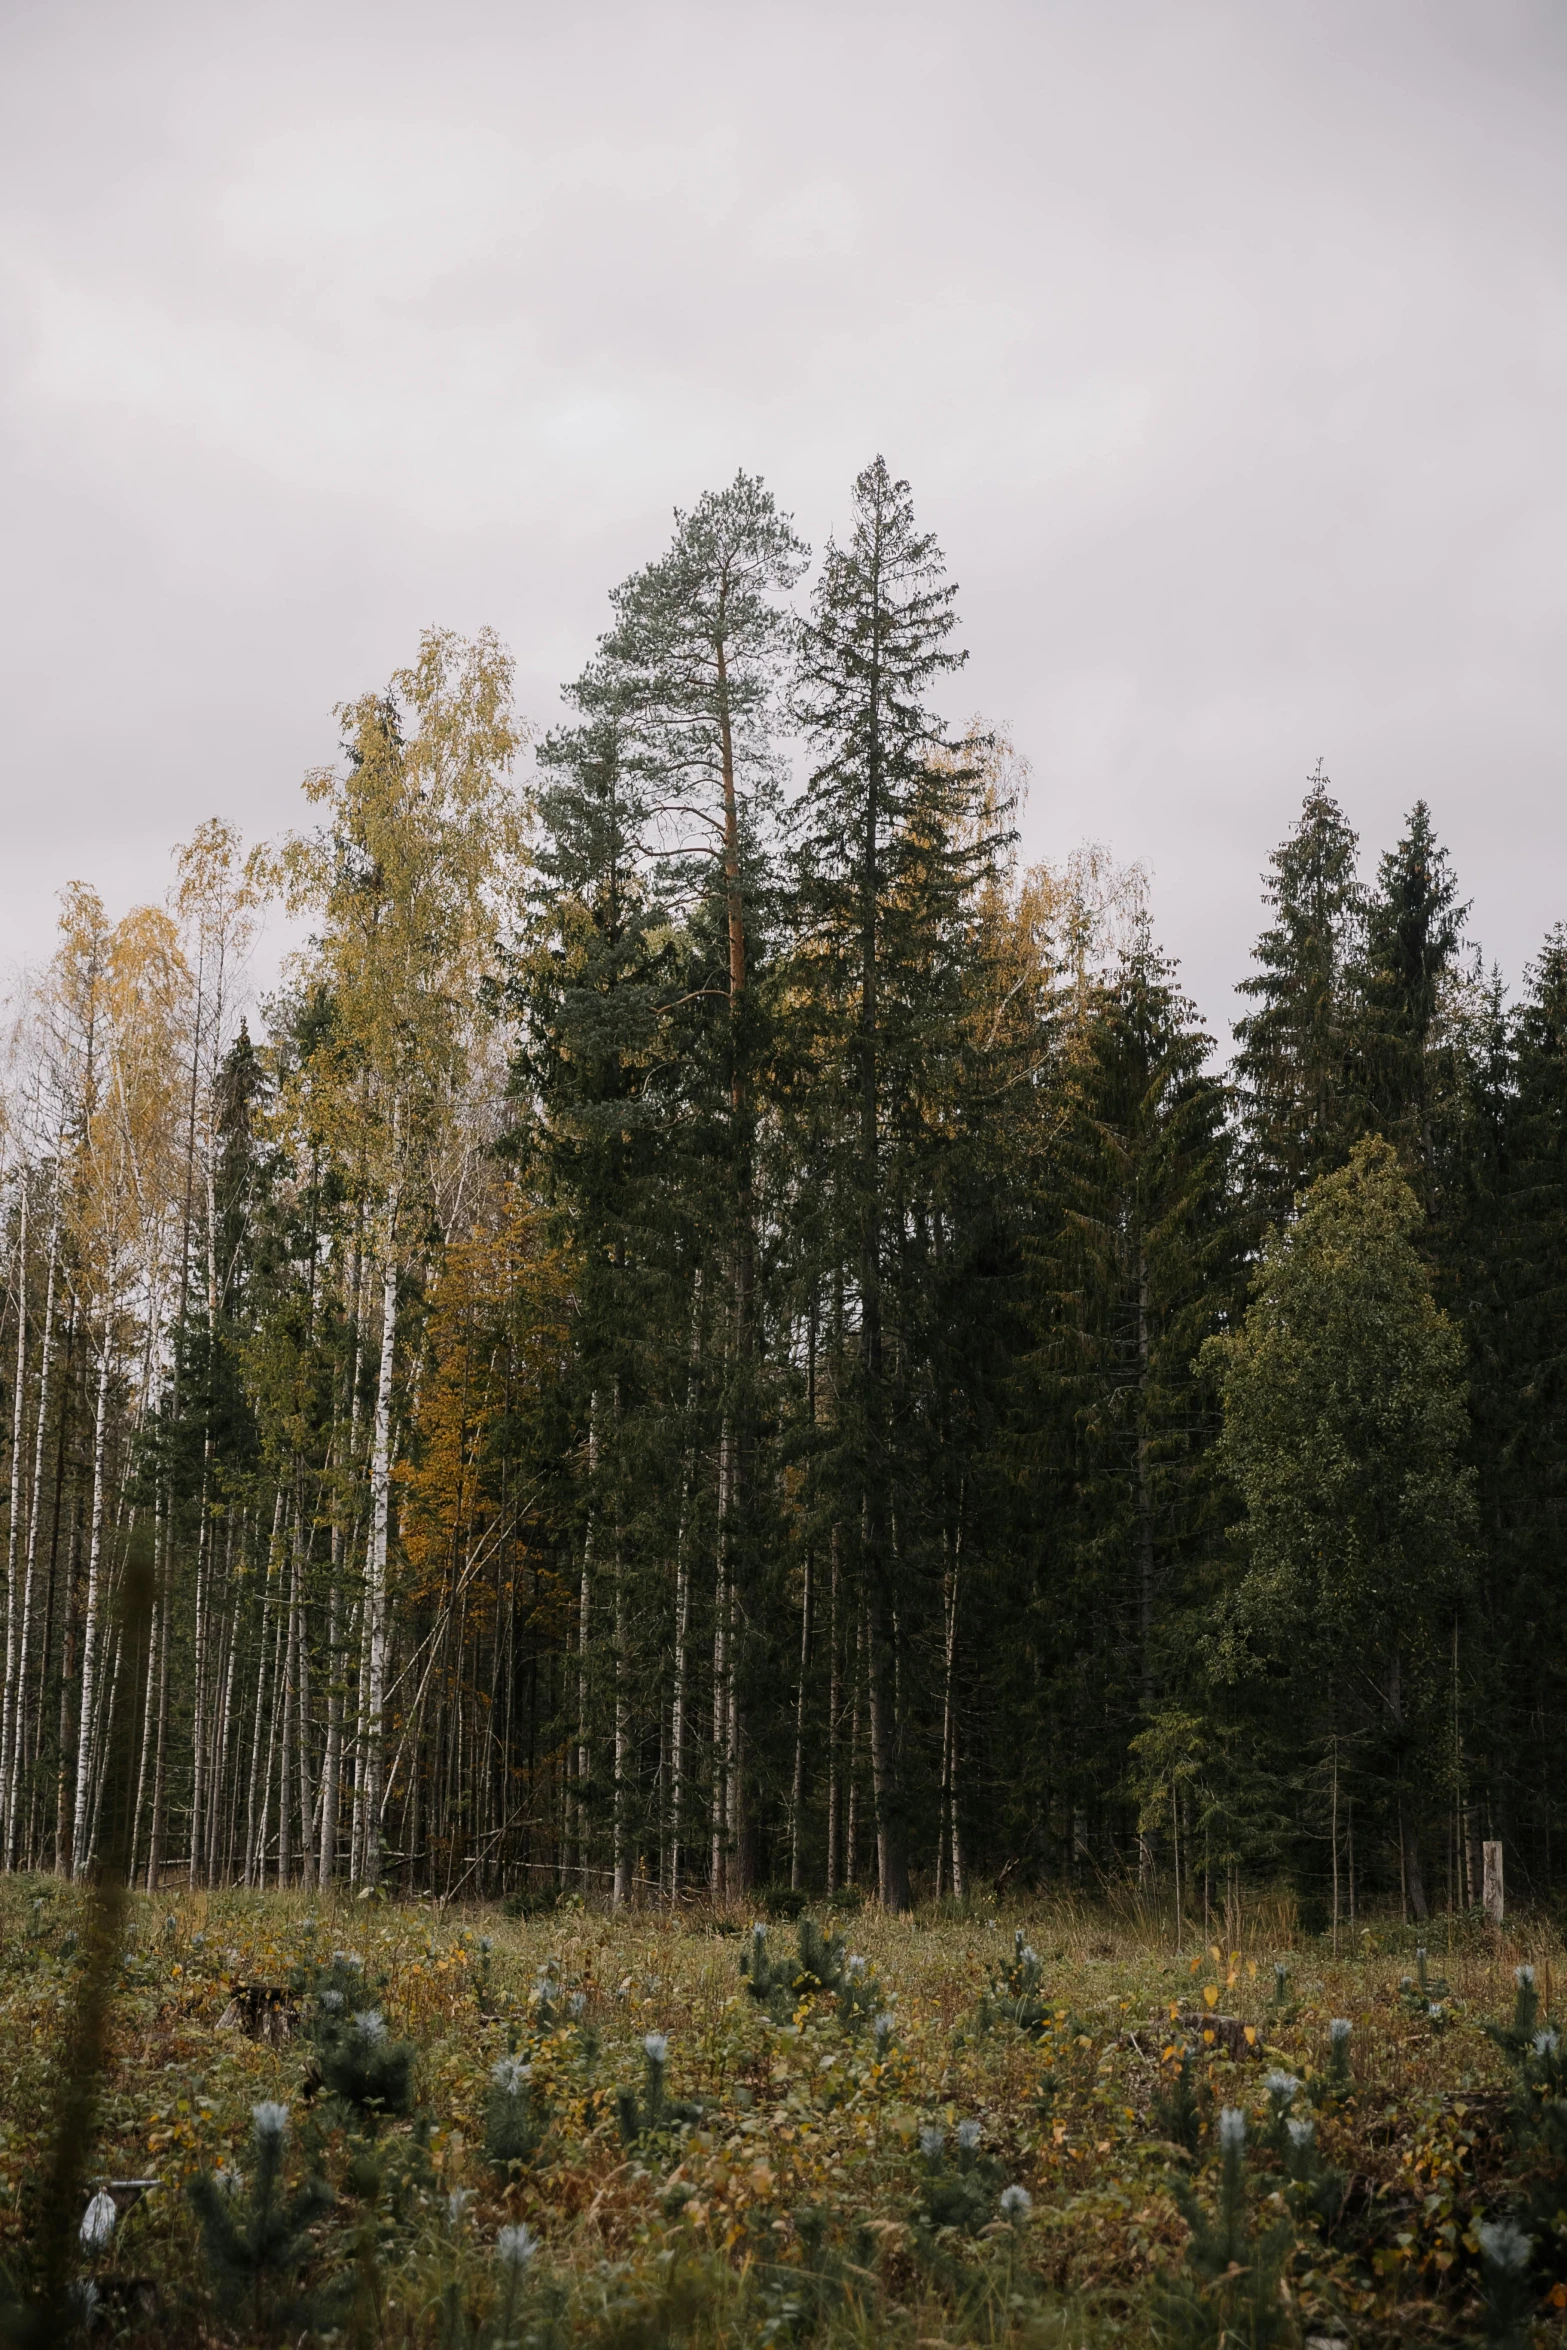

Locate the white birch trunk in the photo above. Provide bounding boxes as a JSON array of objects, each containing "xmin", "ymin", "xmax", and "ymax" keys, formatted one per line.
[
  {"xmin": 278, "ymin": 1484, "xmax": 295, "ymax": 1887},
  {"xmin": 359, "ymin": 1205, "xmax": 399, "ymax": 1887},
  {"xmin": 1, "ymin": 1179, "xmax": 27, "ymax": 1853},
  {"xmin": 6, "ymin": 1182, "xmax": 59, "ymax": 1860},
  {"xmin": 319, "ymin": 1516, "xmax": 345, "ymax": 1886},
  {"xmin": 669, "ymin": 1504, "xmax": 692, "ymax": 1900},
  {"xmin": 70, "ymin": 1323, "xmax": 115, "ymax": 1876},
  {"xmin": 208, "ymin": 1580, "xmax": 238, "ymax": 1882},
  {"xmin": 294, "ymin": 1481, "xmax": 316, "ymax": 1892}
]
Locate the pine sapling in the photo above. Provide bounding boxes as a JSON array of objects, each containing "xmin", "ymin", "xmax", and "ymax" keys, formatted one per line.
[
  {"xmin": 1486, "ymin": 1967, "xmax": 1542, "ymax": 2063},
  {"xmin": 616, "ymin": 2034, "xmax": 701, "ymax": 2148},
  {"xmin": 1280, "ymin": 2110, "xmax": 1348, "ymax": 2231},
  {"xmin": 1309, "ymin": 2016, "xmax": 1354, "ymax": 2106},
  {"xmin": 739, "ymin": 1924, "xmax": 796, "ymax": 2021},
  {"xmin": 188, "ymin": 2103, "xmax": 332, "ymax": 2334},
  {"xmin": 836, "ymin": 1950, "xmax": 882, "ymax": 2036},
  {"xmin": 494, "ymin": 2222, "xmax": 541, "ymax": 2346},
  {"xmin": 794, "ymin": 1919, "xmax": 849, "ymax": 1997},
  {"xmin": 911, "ymin": 2119, "xmax": 1002, "ymax": 2238},
  {"xmin": 485, "ymin": 2056, "xmax": 547, "ymax": 2176},
  {"xmin": 1157, "ymin": 2107, "xmax": 1296, "ymax": 2350},
  {"xmin": 1267, "ymin": 1961, "xmax": 1299, "ymax": 2026},
  {"xmin": 1399, "ymin": 1944, "xmax": 1451, "ymax": 2028},
  {"xmin": 316, "ymin": 2005, "xmax": 417, "ymax": 2128},
  {"xmin": 1152, "ymin": 2043, "xmax": 1207, "ymax": 2154},
  {"xmin": 975, "ymin": 1930, "xmax": 1050, "ymax": 2036},
  {"xmin": 1476, "ymin": 2218, "xmax": 1533, "ymax": 2350}
]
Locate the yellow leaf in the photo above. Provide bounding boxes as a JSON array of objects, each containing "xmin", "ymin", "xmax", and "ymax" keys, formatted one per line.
[
  {"xmin": 1203, "ymin": 1985, "xmax": 1219, "ymax": 2009},
  {"xmin": 1244, "ymin": 2026, "xmax": 1257, "ymax": 2045}
]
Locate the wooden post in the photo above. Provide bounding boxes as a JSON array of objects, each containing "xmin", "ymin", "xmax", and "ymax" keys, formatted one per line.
[{"xmin": 1483, "ymin": 1840, "xmax": 1504, "ymax": 1927}]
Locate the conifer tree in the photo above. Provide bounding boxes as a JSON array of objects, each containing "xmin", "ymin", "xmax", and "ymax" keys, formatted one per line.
[
  {"xmin": 1234, "ymin": 769, "xmax": 1364, "ymax": 1228},
  {"xmin": 791, "ymin": 457, "xmax": 1008, "ymax": 1908},
  {"xmin": 1206, "ymin": 1138, "xmax": 1476, "ymax": 1917},
  {"xmin": 1359, "ymin": 800, "xmax": 1469, "ymax": 1212},
  {"xmin": 595, "ymin": 475, "xmax": 806, "ymax": 1892},
  {"xmin": 512, "ymin": 671, "xmax": 699, "ymax": 1897},
  {"xmin": 1021, "ymin": 930, "xmax": 1237, "ymax": 1867},
  {"xmin": 1473, "ymin": 930, "xmax": 1567, "ymax": 1876}
]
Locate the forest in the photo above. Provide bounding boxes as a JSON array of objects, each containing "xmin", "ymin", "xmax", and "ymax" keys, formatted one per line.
[{"xmin": 1, "ymin": 455, "xmax": 1561, "ymax": 1932}]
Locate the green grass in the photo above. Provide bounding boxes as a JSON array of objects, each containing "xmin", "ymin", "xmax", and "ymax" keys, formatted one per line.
[{"xmin": 0, "ymin": 1876, "xmax": 1559, "ymax": 2346}]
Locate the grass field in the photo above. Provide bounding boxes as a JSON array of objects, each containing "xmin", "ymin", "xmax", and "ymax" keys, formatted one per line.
[{"xmin": 0, "ymin": 1876, "xmax": 1560, "ymax": 2345}]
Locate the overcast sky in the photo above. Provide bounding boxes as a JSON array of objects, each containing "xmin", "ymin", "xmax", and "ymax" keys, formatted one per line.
[{"xmin": 3, "ymin": 0, "xmax": 1564, "ymax": 1039}]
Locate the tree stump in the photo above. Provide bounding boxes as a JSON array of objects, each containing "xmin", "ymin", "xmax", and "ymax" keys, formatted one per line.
[
  {"xmin": 216, "ymin": 1983, "xmax": 298, "ymax": 2043},
  {"xmin": 1177, "ymin": 2012, "xmax": 1262, "ymax": 2060},
  {"xmin": 1483, "ymin": 1841, "xmax": 1504, "ymax": 1926}
]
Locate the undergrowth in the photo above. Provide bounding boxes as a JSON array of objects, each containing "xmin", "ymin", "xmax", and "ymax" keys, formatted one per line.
[{"xmin": 0, "ymin": 1880, "xmax": 1561, "ymax": 2346}]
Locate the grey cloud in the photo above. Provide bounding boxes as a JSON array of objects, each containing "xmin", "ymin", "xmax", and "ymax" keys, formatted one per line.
[{"xmin": 2, "ymin": 0, "xmax": 1564, "ymax": 1031}]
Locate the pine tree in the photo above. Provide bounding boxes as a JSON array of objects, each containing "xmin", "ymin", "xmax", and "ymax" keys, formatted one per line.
[{"xmin": 595, "ymin": 476, "xmax": 806, "ymax": 1893}]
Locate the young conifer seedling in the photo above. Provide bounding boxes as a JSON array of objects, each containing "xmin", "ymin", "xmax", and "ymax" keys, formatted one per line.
[
  {"xmin": 188, "ymin": 2103, "xmax": 332, "ymax": 2336},
  {"xmin": 485, "ymin": 2055, "xmax": 547, "ymax": 2176},
  {"xmin": 616, "ymin": 2033, "xmax": 702, "ymax": 2148}
]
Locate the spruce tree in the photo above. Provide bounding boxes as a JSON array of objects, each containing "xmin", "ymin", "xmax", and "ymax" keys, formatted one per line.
[
  {"xmin": 511, "ymin": 669, "xmax": 706, "ymax": 1899},
  {"xmin": 1021, "ymin": 930, "xmax": 1238, "ymax": 1872},
  {"xmin": 790, "ymin": 457, "xmax": 1008, "ymax": 1908},
  {"xmin": 1233, "ymin": 769, "xmax": 1364, "ymax": 1228},
  {"xmin": 1477, "ymin": 930, "xmax": 1567, "ymax": 1883},
  {"xmin": 1360, "ymin": 799, "xmax": 1469, "ymax": 1210},
  {"xmin": 1205, "ymin": 1137, "xmax": 1476, "ymax": 1917}
]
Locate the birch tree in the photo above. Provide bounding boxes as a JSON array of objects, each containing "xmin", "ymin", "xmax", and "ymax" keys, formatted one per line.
[{"xmin": 278, "ymin": 628, "xmax": 521, "ymax": 1885}]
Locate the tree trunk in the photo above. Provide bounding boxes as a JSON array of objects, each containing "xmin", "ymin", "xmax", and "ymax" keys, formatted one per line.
[
  {"xmin": 826, "ymin": 1528, "xmax": 842, "ymax": 1895},
  {"xmin": 319, "ymin": 1504, "xmax": 345, "ymax": 1887},
  {"xmin": 790, "ymin": 1543, "xmax": 813, "ymax": 1891},
  {"xmin": 144, "ymin": 1505, "xmax": 174, "ymax": 1889},
  {"xmin": 1, "ymin": 1176, "xmax": 28, "ymax": 1857},
  {"xmin": 361, "ymin": 1210, "xmax": 399, "ymax": 1886},
  {"xmin": 939, "ymin": 1510, "xmax": 964, "ymax": 1900},
  {"xmin": 667, "ymin": 1279, "xmax": 702, "ymax": 1899},
  {"xmin": 292, "ymin": 1465, "xmax": 316, "ymax": 1890},
  {"xmin": 612, "ymin": 1530, "xmax": 630, "ymax": 1906},
  {"xmin": 69, "ymin": 1327, "xmax": 115, "ymax": 1877},
  {"xmin": 711, "ymin": 1420, "xmax": 734, "ymax": 1898},
  {"xmin": 278, "ymin": 1488, "xmax": 295, "ymax": 1888},
  {"xmin": 8, "ymin": 1181, "xmax": 60, "ymax": 1860},
  {"xmin": 574, "ymin": 1396, "xmax": 597, "ymax": 1889}
]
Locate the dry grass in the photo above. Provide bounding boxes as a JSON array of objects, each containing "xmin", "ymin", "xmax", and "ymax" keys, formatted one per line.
[{"xmin": 0, "ymin": 1876, "xmax": 1560, "ymax": 2345}]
